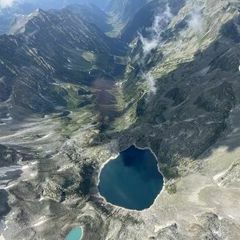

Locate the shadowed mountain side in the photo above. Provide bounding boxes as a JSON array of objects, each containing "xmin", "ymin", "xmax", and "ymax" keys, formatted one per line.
[
  {"xmin": 0, "ymin": 7, "xmax": 127, "ymax": 118},
  {"xmin": 0, "ymin": 144, "xmax": 34, "ymax": 167},
  {"xmin": 92, "ymin": 17, "xmax": 240, "ymax": 179},
  {"xmin": 120, "ymin": 0, "xmax": 185, "ymax": 43},
  {"xmin": 64, "ymin": 4, "xmax": 113, "ymax": 33},
  {"xmin": 106, "ymin": 0, "xmax": 149, "ymax": 23},
  {"xmin": 0, "ymin": 190, "xmax": 10, "ymax": 221}
]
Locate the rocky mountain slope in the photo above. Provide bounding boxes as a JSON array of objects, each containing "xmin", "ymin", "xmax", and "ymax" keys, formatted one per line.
[
  {"xmin": 0, "ymin": 6, "xmax": 126, "ymax": 116},
  {"xmin": 0, "ymin": 0, "xmax": 110, "ymax": 34},
  {"xmin": 1, "ymin": 0, "xmax": 240, "ymax": 240},
  {"xmin": 106, "ymin": 0, "xmax": 149, "ymax": 22}
]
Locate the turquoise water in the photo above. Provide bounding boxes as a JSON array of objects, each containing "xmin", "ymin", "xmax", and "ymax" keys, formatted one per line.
[
  {"xmin": 98, "ymin": 146, "xmax": 164, "ymax": 210},
  {"xmin": 65, "ymin": 227, "xmax": 83, "ymax": 240}
]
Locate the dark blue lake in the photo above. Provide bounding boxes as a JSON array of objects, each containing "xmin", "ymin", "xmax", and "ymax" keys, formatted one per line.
[{"xmin": 98, "ymin": 146, "xmax": 164, "ymax": 210}]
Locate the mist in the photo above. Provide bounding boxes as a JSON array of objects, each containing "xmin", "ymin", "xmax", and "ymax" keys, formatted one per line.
[
  {"xmin": 188, "ymin": 6, "xmax": 205, "ymax": 35},
  {"xmin": 142, "ymin": 72, "xmax": 157, "ymax": 94},
  {"xmin": 139, "ymin": 4, "xmax": 172, "ymax": 94},
  {"xmin": 0, "ymin": 0, "xmax": 17, "ymax": 8},
  {"xmin": 139, "ymin": 4, "xmax": 172, "ymax": 56}
]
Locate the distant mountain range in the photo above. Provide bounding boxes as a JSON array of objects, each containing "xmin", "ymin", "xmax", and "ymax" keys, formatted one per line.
[
  {"xmin": 0, "ymin": 0, "xmax": 111, "ymax": 34},
  {"xmin": 106, "ymin": 0, "xmax": 149, "ymax": 22}
]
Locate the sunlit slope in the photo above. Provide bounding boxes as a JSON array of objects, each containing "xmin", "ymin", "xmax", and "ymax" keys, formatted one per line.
[{"xmin": 0, "ymin": 7, "xmax": 126, "ymax": 117}]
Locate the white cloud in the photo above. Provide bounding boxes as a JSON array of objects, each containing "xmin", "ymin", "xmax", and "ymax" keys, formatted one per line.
[
  {"xmin": 139, "ymin": 4, "xmax": 172, "ymax": 55},
  {"xmin": 0, "ymin": 0, "xmax": 16, "ymax": 8},
  {"xmin": 142, "ymin": 71, "xmax": 157, "ymax": 94},
  {"xmin": 137, "ymin": 4, "xmax": 172, "ymax": 94},
  {"xmin": 188, "ymin": 7, "xmax": 205, "ymax": 35},
  {"xmin": 139, "ymin": 34, "xmax": 158, "ymax": 55},
  {"xmin": 0, "ymin": 0, "xmax": 26, "ymax": 8}
]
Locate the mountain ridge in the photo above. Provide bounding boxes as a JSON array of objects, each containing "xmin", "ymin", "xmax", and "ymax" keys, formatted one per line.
[
  {"xmin": 0, "ymin": 6, "xmax": 127, "ymax": 117},
  {"xmin": 1, "ymin": 0, "xmax": 240, "ymax": 240}
]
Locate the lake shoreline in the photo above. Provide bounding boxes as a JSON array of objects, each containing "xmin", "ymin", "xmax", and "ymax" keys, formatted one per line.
[{"xmin": 97, "ymin": 144, "xmax": 166, "ymax": 212}]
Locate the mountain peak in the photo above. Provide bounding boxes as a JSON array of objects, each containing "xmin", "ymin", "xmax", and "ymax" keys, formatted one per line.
[{"xmin": 9, "ymin": 8, "xmax": 47, "ymax": 35}]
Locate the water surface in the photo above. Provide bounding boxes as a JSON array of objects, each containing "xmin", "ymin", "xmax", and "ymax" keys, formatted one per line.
[
  {"xmin": 65, "ymin": 227, "xmax": 83, "ymax": 240},
  {"xmin": 98, "ymin": 146, "xmax": 164, "ymax": 210}
]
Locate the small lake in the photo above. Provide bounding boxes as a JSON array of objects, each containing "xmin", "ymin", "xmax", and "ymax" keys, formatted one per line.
[
  {"xmin": 98, "ymin": 146, "xmax": 164, "ymax": 210},
  {"xmin": 65, "ymin": 227, "xmax": 83, "ymax": 240}
]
